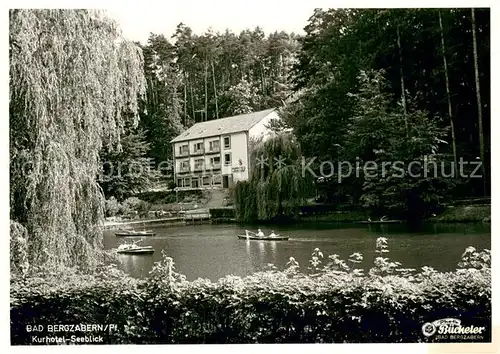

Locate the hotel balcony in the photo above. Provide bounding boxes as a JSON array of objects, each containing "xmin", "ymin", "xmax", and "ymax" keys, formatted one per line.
[
  {"xmin": 191, "ymin": 164, "xmax": 221, "ymax": 173},
  {"xmin": 205, "ymin": 147, "xmax": 220, "ymax": 154},
  {"xmin": 177, "ymin": 151, "xmax": 189, "ymax": 158},
  {"xmin": 178, "ymin": 166, "xmax": 191, "ymax": 173},
  {"xmin": 191, "ymin": 149, "xmax": 205, "ymax": 156}
]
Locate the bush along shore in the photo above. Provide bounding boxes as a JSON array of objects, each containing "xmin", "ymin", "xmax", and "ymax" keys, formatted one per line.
[
  {"xmin": 104, "ymin": 202, "xmax": 491, "ymax": 228},
  {"xmin": 11, "ymin": 239, "xmax": 491, "ymax": 344},
  {"xmin": 211, "ymin": 205, "xmax": 491, "ymax": 225},
  {"xmin": 431, "ymin": 205, "xmax": 491, "ymax": 223}
]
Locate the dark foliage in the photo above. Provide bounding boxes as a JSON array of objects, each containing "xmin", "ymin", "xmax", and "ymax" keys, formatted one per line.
[
  {"xmin": 285, "ymin": 8, "xmax": 490, "ymax": 210},
  {"xmin": 11, "ymin": 246, "xmax": 491, "ymax": 344},
  {"xmin": 209, "ymin": 208, "xmax": 236, "ymax": 219}
]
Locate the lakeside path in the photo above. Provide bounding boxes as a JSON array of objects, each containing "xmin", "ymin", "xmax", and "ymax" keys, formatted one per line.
[
  {"xmin": 103, "ymin": 211, "xmax": 212, "ymax": 229},
  {"xmin": 104, "ymin": 216, "xmax": 185, "ymax": 229}
]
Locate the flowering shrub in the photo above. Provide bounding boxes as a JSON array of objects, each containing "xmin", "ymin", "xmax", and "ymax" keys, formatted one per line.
[{"xmin": 10, "ymin": 239, "xmax": 491, "ymax": 344}]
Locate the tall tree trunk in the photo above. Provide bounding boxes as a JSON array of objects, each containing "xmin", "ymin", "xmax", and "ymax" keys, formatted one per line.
[
  {"xmin": 204, "ymin": 60, "xmax": 208, "ymax": 121},
  {"xmin": 149, "ymin": 77, "xmax": 156, "ymax": 109},
  {"xmin": 261, "ymin": 62, "xmax": 266, "ymax": 96},
  {"xmin": 438, "ymin": 10, "xmax": 458, "ymax": 177},
  {"xmin": 189, "ymin": 73, "xmax": 195, "ymax": 123},
  {"xmin": 221, "ymin": 68, "xmax": 225, "ymax": 92},
  {"xmin": 146, "ymin": 77, "xmax": 153, "ymax": 112},
  {"xmin": 279, "ymin": 53, "xmax": 283, "ymax": 77},
  {"xmin": 471, "ymin": 8, "xmax": 487, "ymax": 195},
  {"xmin": 396, "ymin": 26, "xmax": 409, "ymax": 137},
  {"xmin": 183, "ymin": 72, "xmax": 187, "ymax": 126},
  {"xmin": 211, "ymin": 60, "xmax": 219, "ymax": 119},
  {"xmin": 153, "ymin": 77, "xmax": 158, "ymax": 107}
]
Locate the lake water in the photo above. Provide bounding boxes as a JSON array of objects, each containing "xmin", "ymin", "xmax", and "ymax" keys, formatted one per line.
[{"xmin": 103, "ymin": 222, "xmax": 491, "ymax": 281}]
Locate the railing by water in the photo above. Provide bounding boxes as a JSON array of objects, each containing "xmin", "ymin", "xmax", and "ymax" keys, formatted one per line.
[{"xmin": 182, "ymin": 210, "xmax": 211, "ymax": 224}]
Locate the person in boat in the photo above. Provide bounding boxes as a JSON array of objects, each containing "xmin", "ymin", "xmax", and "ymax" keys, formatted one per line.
[
  {"xmin": 256, "ymin": 229, "xmax": 265, "ymax": 238},
  {"xmin": 269, "ymin": 230, "xmax": 277, "ymax": 238}
]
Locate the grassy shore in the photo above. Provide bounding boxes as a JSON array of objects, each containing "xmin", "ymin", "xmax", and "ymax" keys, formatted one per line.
[
  {"xmin": 107, "ymin": 205, "xmax": 491, "ymax": 227},
  {"xmin": 431, "ymin": 204, "xmax": 491, "ymax": 223},
  {"xmin": 110, "ymin": 188, "xmax": 491, "ymax": 226},
  {"xmin": 298, "ymin": 211, "xmax": 369, "ymax": 223}
]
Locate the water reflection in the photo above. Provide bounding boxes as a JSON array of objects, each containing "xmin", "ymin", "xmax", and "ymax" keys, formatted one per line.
[
  {"xmin": 367, "ymin": 224, "xmax": 390, "ymax": 235},
  {"xmin": 117, "ymin": 254, "xmax": 150, "ymax": 278},
  {"xmin": 242, "ymin": 240, "xmax": 278, "ymax": 273},
  {"xmin": 245, "ymin": 239, "xmax": 251, "ymax": 256},
  {"xmin": 258, "ymin": 242, "xmax": 265, "ymax": 263},
  {"xmin": 269, "ymin": 241, "xmax": 277, "ymax": 259}
]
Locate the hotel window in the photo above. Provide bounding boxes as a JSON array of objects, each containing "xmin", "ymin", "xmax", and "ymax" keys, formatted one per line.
[
  {"xmin": 194, "ymin": 142, "xmax": 203, "ymax": 153},
  {"xmin": 202, "ymin": 176, "xmax": 211, "ymax": 186},
  {"xmin": 224, "ymin": 153, "xmax": 231, "ymax": 166},
  {"xmin": 213, "ymin": 174, "xmax": 222, "ymax": 185},
  {"xmin": 179, "ymin": 144, "xmax": 188, "ymax": 155},
  {"xmin": 194, "ymin": 159, "xmax": 204, "ymax": 170},
  {"xmin": 181, "ymin": 161, "xmax": 190, "ymax": 171},
  {"xmin": 210, "ymin": 156, "xmax": 221, "ymax": 167},
  {"xmin": 223, "ymin": 136, "xmax": 231, "ymax": 149},
  {"xmin": 209, "ymin": 140, "xmax": 220, "ymax": 151}
]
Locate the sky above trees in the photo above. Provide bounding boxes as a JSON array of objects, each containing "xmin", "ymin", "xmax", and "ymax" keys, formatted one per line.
[{"xmin": 106, "ymin": 2, "xmax": 317, "ymax": 43}]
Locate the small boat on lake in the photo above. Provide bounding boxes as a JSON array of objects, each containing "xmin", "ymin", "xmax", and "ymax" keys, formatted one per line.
[
  {"xmin": 237, "ymin": 230, "xmax": 289, "ymax": 241},
  {"xmin": 359, "ymin": 217, "xmax": 402, "ymax": 224},
  {"xmin": 237, "ymin": 234, "xmax": 289, "ymax": 241},
  {"xmin": 115, "ymin": 229, "xmax": 156, "ymax": 237},
  {"xmin": 116, "ymin": 242, "xmax": 154, "ymax": 254}
]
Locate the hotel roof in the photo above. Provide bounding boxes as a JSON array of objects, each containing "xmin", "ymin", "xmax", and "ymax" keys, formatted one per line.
[{"xmin": 170, "ymin": 108, "xmax": 276, "ymax": 143}]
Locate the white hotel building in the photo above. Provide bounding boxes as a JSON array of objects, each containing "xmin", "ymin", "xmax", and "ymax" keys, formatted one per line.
[{"xmin": 170, "ymin": 108, "xmax": 279, "ymax": 190}]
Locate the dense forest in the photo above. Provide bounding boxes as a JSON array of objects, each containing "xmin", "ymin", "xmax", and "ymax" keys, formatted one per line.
[
  {"xmin": 127, "ymin": 8, "xmax": 490, "ymax": 221},
  {"xmin": 275, "ymin": 8, "xmax": 491, "ymax": 221},
  {"xmin": 134, "ymin": 26, "xmax": 300, "ymax": 172},
  {"xmin": 100, "ymin": 25, "xmax": 301, "ymax": 198},
  {"xmin": 286, "ymin": 9, "xmax": 490, "ymax": 196}
]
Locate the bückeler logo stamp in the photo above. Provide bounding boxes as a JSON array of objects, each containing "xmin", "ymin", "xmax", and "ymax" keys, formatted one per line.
[{"xmin": 422, "ymin": 318, "xmax": 487, "ymax": 340}]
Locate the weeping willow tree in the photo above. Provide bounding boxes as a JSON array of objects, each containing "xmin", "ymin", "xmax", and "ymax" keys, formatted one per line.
[
  {"xmin": 10, "ymin": 10, "xmax": 146, "ymax": 270},
  {"xmin": 234, "ymin": 133, "xmax": 313, "ymax": 222}
]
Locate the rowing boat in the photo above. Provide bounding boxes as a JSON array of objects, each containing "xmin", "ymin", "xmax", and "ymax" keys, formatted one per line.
[
  {"xmin": 116, "ymin": 243, "xmax": 154, "ymax": 254},
  {"xmin": 117, "ymin": 247, "xmax": 154, "ymax": 254},
  {"xmin": 239, "ymin": 230, "xmax": 289, "ymax": 241},
  {"xmin": 237, "ymin": 234, "xmax": 289, "ymax": 241},
  {"xmin": 359, "ymin": 220, "xmax": 402, "ymax": 224},
  {"xmin": 115, "ymin": 230, "xmax": 156, "ymax": 237}
]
